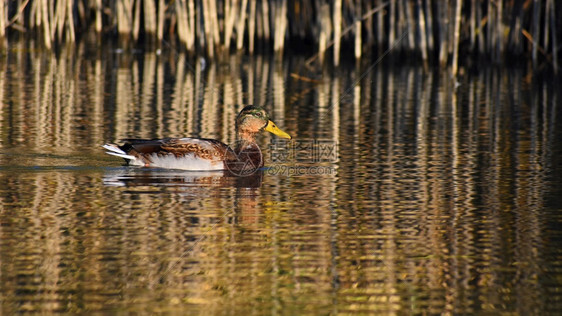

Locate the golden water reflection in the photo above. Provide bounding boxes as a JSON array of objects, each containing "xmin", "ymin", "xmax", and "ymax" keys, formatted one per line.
[{"xmin": 0, "ymin": 48, "xmax": 561, "ymax": 314}]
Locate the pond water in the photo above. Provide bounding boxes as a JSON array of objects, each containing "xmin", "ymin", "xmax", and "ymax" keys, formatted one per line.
[{"xmin": 1, "ymin": 45, "xmax": 561, "ymax": 314}]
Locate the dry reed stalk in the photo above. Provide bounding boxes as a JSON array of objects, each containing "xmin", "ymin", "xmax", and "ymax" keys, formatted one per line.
[
  {"xmin": 485, "ymin": 1, "xmax": 494, "ymax": 54},
  {"xmin": 196, "ymin": 2, "xmax": 205, "ymax": 54},
  {"xmin": 0, "ymin": 1, "xmax": 5, "ymax": 39},
  {"xmin": 249, "ymin": 0, "xmax": 256, "ymax": 54},
  {"xmin": 397, "ymin": 1, "xmax": 405, "ymax": 50},
  {"xmin": 175, "ymin": 0, "xmax": 187, "ymax": 48},
  {"xmin": 202, "ymin": 0, "xmax": 215, "ymax": 56},
  {"xmin": 6, "ymin": 0, "xmax": 30, "ymax": 32},
  {"xmin": 496, "ymin": 0, "xmax": 503, "ymax": 61},
  {"xmin": 116, "ymin": 0, "xmax": 134, "ymax": 44},
  {"xmin": 549, "ymin": 0, "xmax": 558, "ymax": 72},
  {"xmin": 54, "ymin": 0, "xmax": 65, "ymax": 42},
  {"xmin": 157, "ymin": 0, "xmax": 165, "ymax": 43},
  {"xmin": 256, "ymin": 2, "xmax": 263, "ymax": 42},
  {"xmin": 532, "ymin": 0, "xmax": 541, "ymax": 68},
  {"xmin": 469, "ymin": 0, "xmax": 476, "ymax": 51},
  {"xmin": 417, "ymin": 0, "xmax": 428, "ymax": 65},
  {"xmin": 223, "ymin": 0, "xmax": 236, "ymax": 51},
  {"xmin": 452, "ymin": 0, "xmax": 463, "ymax": 76},
  {"xmin": 389, "ymin": 0, "xmax": 395, "ymax": 49},
  {"xmin": 207, "ymin": 0, "xmax": 221, "ymax": 52},
  {"xmin": 333, "ymin": 0, "xmax": 342, "ymax": 65},
  {"xmin": 447, "ymin": 2, "xmax": 455, "ymax": 57},
  {"xmin": 187, "ymin": 0, "xmax": 195, "ymax": 51},
  {"xmin": 236, "ymin": 0, "xmax": 248, "ymax": 51},
  {"xmin": 30, "ymin": 0, "xmax": 38, "ymax": 29},
  {"xmin": 293, "ymin": 0, "xmax": 306, "ymax": 39},
  {"xmin": 273, "ymin": 0, "xmax": 287, "ymax": 57},
  {"xmin": 318, "ymin": 3, "xmax": 331, "ymax": 64},
  {"xmin": 425, "ymin": 0, "xmax": 433, "ymax": 52},
  {"xmin": 179, "ymin": 0, "xmax": 188, "ymax": 49},
  {"xmin": 144, "ymin": 0, "xmax": 157, "ymax": 39},
  {"xmin": 41, "ymin": 0, "xmax": 52, "ymax": 49},
  {"xmin": 76, "ymin": 0, "xmax": 85, "ymax": 29},
  {"xmin": 476, "ymin": 0, "xmax": 484, "ymax": 55},
  {"xmin": 437, "ymin": 2, "xmax": 448, "ymax": 66},
  {"xmin": 507, "ymin": 1, "xmax": 523, "ymax": 55},
  {"xmin": 177, "ymin": 0, "xmax": 195, "ymax": 52},
  {"xmin": 95, "ymin": 0, "xmax": 102, "ymax": 33},
  {"xmin": 261, "ymin": 0, "xmax": 270, "ymax": 41},
  {"xmin": 355, "ymin": 0, "xmax": 361, "ymax": 60},
  {"xmin": 66, "ymin": 0, "xmax": 75, "ymax": 42},
  {"xmin": 404, "ymin": 1, "xmax": 415, "ymax": 50},
  {"xmin": 133, "ymin": 0, "xmax": 141, "ymax": 41},
  {"xmin": 48, "ymin": 0, "xmax": 54, "ymax": 32}
]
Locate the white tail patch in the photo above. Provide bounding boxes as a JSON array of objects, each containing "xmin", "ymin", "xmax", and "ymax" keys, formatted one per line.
[{"xmin": 102, "ymin": 144, "xmax": 137, "ymax": 161}]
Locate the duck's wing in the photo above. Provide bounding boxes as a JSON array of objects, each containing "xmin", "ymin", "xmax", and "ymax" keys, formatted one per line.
[{"xmin": 104, "ymin": 137, "xmax": 238, "ymax": 171}]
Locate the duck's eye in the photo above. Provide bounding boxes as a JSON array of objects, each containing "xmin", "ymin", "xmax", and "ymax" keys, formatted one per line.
[{"xmin": 255, "ymin": 112, "xmax": 262, "ymax": 117}]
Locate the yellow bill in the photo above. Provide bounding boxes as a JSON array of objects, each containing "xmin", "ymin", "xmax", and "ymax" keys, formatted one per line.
[{"xmin": 264, "ymin": 120, "xmax": 292, "ymax": 139}]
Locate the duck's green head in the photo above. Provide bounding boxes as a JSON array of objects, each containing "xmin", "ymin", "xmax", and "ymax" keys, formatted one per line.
[{"xmin": 236, "ymin": 105, "xmax": 292, "ymax": 140}]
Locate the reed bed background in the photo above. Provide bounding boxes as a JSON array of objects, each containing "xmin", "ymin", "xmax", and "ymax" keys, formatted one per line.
[{"xmin": 0, "ymin": 0, "xmax": 560, "ymax": 73}]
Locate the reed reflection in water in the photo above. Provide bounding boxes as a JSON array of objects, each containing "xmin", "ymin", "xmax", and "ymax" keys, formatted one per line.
[{"xmin": 0, "ymin": 48, "xmax": 561, "ymax": 314}]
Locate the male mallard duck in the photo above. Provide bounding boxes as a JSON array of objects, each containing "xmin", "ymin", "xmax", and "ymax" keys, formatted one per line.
[{"xmin": 103, "ymin": 105, "xmax": 291, "ymax": 174}]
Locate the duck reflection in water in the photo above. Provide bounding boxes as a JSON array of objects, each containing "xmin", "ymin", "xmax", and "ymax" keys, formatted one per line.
[{"xmin": 102, "ymin": 168, "xmax": 264, "ymax": 189}]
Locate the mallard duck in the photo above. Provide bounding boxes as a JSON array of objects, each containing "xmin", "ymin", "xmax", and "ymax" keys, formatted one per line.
[{"xmin": 103, "ymin": 105, "xmax": 291, "ymax": 174}]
